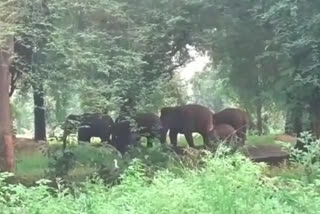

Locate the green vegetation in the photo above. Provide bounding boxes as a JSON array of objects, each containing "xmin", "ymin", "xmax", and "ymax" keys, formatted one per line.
[
  {"xmin": 247, "ymin": 134, "xmax": 277, "ymax": 146},
  {"xmin": 15, "ymin": 152, "xmax": 49, "ymax": 182},
  {"xmin": 13, "ymin": 133, "xmax": 294, "ymax": 185},
  {"xmin": 1, "ymin": 0, "xmax": 320, "ymax": 212},
  {"xmin": 2, "ymin": 150, "xmax": 320, "ymax": 214}
]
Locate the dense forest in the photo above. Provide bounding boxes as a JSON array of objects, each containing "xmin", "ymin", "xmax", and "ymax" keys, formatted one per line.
[{"xmin": 1, "ymin": 0, "xmax": 320, "ymax": 213}]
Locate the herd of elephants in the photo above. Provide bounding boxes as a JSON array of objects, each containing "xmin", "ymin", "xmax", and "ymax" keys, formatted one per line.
[{"xmin": 61, "ymin": 104, "xmax": 250, "ymax": 154}]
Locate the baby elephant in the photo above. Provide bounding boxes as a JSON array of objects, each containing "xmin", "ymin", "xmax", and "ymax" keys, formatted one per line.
[
  {"xmin": 160, "ymin": 104, "xmax": 214, "ymax": 147},
  {"xmin": 209, "ymin": 124, "xmax": 243, "ymax": 153},
  {"xmin": 213, "ymin": 108, "xmax": 250, "ymax": 146},
  {"xmin": 210, "ymin": 124, "xmax": 237, "ymax": 143}
]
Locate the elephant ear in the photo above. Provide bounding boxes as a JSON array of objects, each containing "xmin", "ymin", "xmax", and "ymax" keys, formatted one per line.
[{"xmin": 160, "ymin": 107, "xmax": 173, "ymax": 116}]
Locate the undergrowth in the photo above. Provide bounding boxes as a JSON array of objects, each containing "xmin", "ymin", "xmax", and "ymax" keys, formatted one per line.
[{"xmin": 2, "ymin": 147, "xmax": 320, "ymax": 214}]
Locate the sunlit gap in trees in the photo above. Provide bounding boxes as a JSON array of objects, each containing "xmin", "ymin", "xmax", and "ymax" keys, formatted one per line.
[{"xmin": 178, "ymin": 45, "xmax": 210, "ymax": 98}]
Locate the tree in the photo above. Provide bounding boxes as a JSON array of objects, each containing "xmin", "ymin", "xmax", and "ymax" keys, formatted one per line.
[
  {"xmin": 0, "ymin": 8, "xmax": 15, "ymax": 171},
  {"xmin": 192, "ymin": 0, "xmax": 281, "ymax": 135},
  {"xmin": 192, "ymin": 66, "xmax": 228, "ymax": 112},
  {"xmin": 256, "ymin": 0, "xmax": 320, "ymax": 138}
]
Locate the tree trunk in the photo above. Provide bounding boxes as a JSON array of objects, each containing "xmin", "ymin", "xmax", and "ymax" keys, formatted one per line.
[
  {"xmin": 292, "ymin": 106, "xmax": 304, "ymax": 151},
  {"xmin": 0, "ymin": 38, "xmax": 15, "ymax": 172},
  {"xmin": 284, "ymin": 110, "xmax": 293, "ymax": 135},
  {"xmin": 256, "ymin": 101, "xmax": 263, "ymax": 136},
  {"xmin": 293, "ymin": 107, "xmax": 303, "ymax": 136},
  {"xmin": 285, "ymin": 104, "xmax": 303, "ymax": 136},
  {"xmin": 33, "ymin": 83, "xmax": 46, "ymax": 141},
  {"xmin": 310, "ymin": 92, "xmax": 320, "ymax": 139}
]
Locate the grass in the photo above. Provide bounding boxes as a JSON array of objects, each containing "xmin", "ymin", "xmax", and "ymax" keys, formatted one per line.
[
  {"xmin": 179, "ymin": 133, "xmax": 284, "ymax": 147},
  {"xmin": 13, "ymin": 133, "xmax": 294, "ymax": 186},
  {"xmin": 263, "ymin": 164, "xmax": 306, "ymax": 181},
  {"xmin": 7, "ymin": 134, "xmax": 320, "ymax": 213},
  {"xmin": 15, "ymin": 152, "xmax": 50, "ymax": 182},
  {"xmin": 246, "ymin": 134, "xmax": 277, "ymax": 145}
]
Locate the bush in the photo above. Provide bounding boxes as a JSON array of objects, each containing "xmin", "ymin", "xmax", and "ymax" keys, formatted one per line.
[
  {"xmin": 2, "ymin": 150, "xmax": 320, "ymax": 213},
  {"xmin": 288, "ymin": 132, "xmax": 320, "ymax": 183}
]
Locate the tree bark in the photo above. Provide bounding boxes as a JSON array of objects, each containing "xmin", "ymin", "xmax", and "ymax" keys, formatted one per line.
[
  {"xmin": 292, "ymin": 106, "xmax": 304, "ymax": 151},
  {"xmin": 292, "ymin": 107, "xmax": 303, "ymax": 136},
  {"xmin": 285, "ymin": 103, "xmax": 303, "ymax": 137},
  {"xmin": 284, "ymin": 110, "xmax": 293, "ymax": 135},
  {"xmin": 0, "ymin": 38, "xmax": 15, "ymax": 172},
  {"xmin": 310, "ymin": 91, "xmax": 320, "ymax": 138},
  {"xmin": 33, "ymin": 83, "xmax": 46, "ymax": 141},
  {"xmin": 256, "ymin": 101, "xmax": 263, "ymax": 136}
]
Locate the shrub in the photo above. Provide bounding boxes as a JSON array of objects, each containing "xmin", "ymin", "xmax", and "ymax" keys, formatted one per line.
[
  {"xmin": 288, "ymin": 132, "xmax": 320, "ymax": 183},
  {"xmin": 2, "ymin": 149, "xmax": 320, "ymax": 213}
]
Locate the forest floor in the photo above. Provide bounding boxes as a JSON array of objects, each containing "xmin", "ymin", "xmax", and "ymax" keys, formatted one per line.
[{"xmin": 13, "ymin": 133, "xmax": 298, "ymax": 185}]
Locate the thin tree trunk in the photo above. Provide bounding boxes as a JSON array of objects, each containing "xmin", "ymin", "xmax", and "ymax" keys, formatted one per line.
[
  {"xmin": 33, "ymin": 83, "xmax": 46, "ymax": 141},
  {"xmin": 284, "ymin": 110, "xmax": 293, "ymax": 135},
  {"xmin": 0, "ymin": 38, "xmax": 15, "ymax": 172},
  {"xmin": 285, "ymin": 104, "xmax": 303, "ymax": 137},
  {"xmin": 292, "ymin": 106, "xmax": 304, "ymax": 151},
  {"xmin": 256, "ymin": 101, "xmax": 263, "ymax": 136},
  {"xmin": 310, "ymin": 92, "xmax": 320, "ymax": 139},
  {"xmin": 293, "ymin": 107, "xmax": 303, "ymax": 136}
]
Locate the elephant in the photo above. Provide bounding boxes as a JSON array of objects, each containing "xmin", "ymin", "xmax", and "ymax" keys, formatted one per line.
[
  {"xmin": 62, "ymin": 113, "xmax": 114, "ymax": 150},
  {"xmin": 209, "ymin": 124, "xmax": 237, "ymax": 143},
  {"xmin": 209, "ymin": 123, "xmax": 242, "ymax": 153},
  {"xmin": 212, "ymin": 108, "xmax": 250, "ymax": 146},
  {"xmin": 160, "ymin": 104, "xmax": 214, "ymax": 147},
  {"xmin": 111, "ymin": 113, "xmax": 162, "ymax": 154}
]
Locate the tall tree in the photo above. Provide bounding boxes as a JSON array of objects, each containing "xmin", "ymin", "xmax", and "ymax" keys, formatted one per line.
[
  {"xmin": 0, "ymin": 0, "xmax": 17, "ymax": 172},
  {"xmin": 33, "ymin": 83, "xmax": 46, "ymax": 141},
  {"xmin": 0, "ymin": 38, "xmax": 15, "ymax": 172},
  {"xmin": 256, "ymin": 0, "xmax": 320, "ymax": 138}
]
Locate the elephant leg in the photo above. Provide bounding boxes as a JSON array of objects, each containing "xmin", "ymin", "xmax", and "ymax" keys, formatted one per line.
[
  {"xmin": 107, "ymin": 134, "xmax": 112, "ymax": 144},
  {"xmin": 184, "ymin": 132, "xmax": 195, "ymax": 148},
  {"xmin": 237, "ymin": 132, "xmax": 245, "ymax": 147},
  {"xmin": 160, "ymin": 128, "xmax": 168, "ymax": 144},
  {"xmin": 101, "ymin": 131, "xmax": 111, "ymax": 145},
  {"xmin": 237, "ymin": 126, "xmax": 247, "ymax": 146},
  {"xmin": 201, "ymin": 133, "xmax": 210, "ymax": 146},
  {"xmin": 78, "ymin": 128, "xmax": 91, "ymax": 144},
  {"xmin": 169, "ymin": 130, "xmax": 178, "ymax": 147}
]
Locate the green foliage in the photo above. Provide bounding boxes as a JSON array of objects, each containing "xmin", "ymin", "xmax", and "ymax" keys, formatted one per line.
[
  {"xmin": 191, "ymin": 67, "xmax": 229, "ymax": 111},
  {"xmin": 7, "ymin": 0, "xmax": 194, "ymax": 128},
  {"xmin": 2, "ymin": 153, "xmax": 320, "ymax": 213},
  {"xmin": 288, "ymin": 132, "xmax": 320, "ymax": 183},
  {"xmin": 0, "ymin": 0, "xmax": 17, "ymax": 47},
  {"xmin": 16, "ymin": 152, "xmax": 49, "ymax": 178},
  {"xmin": 254, "ymin": 0, "xmax": 320, "ymax": 134}
]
